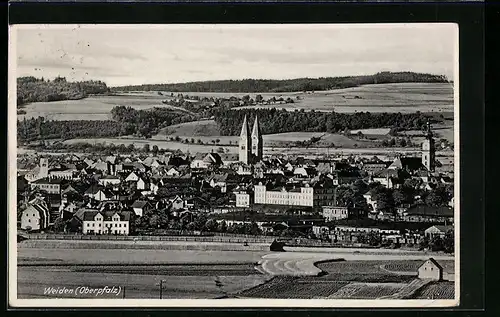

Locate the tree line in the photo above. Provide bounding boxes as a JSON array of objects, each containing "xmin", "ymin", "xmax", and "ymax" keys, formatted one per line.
[
  {"xmin": 111, "ymin": 72, "xmax": 450, "ymax": 93},
  {"xmin": 17, "ymin": 117, "xmax": 122, "ymax": 142},
  {"xmin": 110, "ymin": 106, "xmax": 200, "ymax": 138},
  {"xmin": 17, "ymin": 76, "xmax": 109, "ymax": 107},
  {"xmin": 212, "ymin": 108, "xmax": 441, "ymax": 136}
]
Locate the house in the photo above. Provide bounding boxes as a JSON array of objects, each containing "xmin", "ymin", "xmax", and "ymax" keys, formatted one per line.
[
  {"xmin": 322, "ymin": 206, "xmax": 349, "ymax": 221},
  {"xmin": 137, "ymin": 177, "xmax": 149, "ymax": 190},
  {"xmin": 20, "ymin": 198, "xmax": 50, "ymax": 231},
  {"xmin": 125, "ymin": 171, "xmax": 140, "ymax": 182},
  {"xmin": 402, "ymin": 205, "xmax": 454, "ymax": 223},
  {"xmin": 425, "ymin": 225, "xmax": 453, "ymax": 239},
  {"xmin": 30, "ymin": 178, "xmax": 66, "ymax": 194},
  {"xmin": 165, "ymin": 167, "xmax": 181, "ymax": 177},
  {"xmin": 190, "ymin": 153, "xmax": 223, "ymax": 169},
  {"xmin": 82, "ymin": 210, "xmax": 132, "ymax": 235},
  {"xmin": 99, "ymin": 175, "xmax": 121, "ymax": 187},
  {"xmin": 131, "ymin": 200, "xmax": 152, "ymax": 217},
  {"xmin": 85, "ymin": 185, "xmax": 114, "ymax": 202},
  {"xmin": 235, "ymin": 188, "xmax": 253, "ymax": 208},
  {"xmin": 208, "ymin": 173, "xmax": 229, "ymax": 193},
  {"xmin": 48, "ymin": 168, "xmax": 75, "ymax": 180},
  {"xmin": 169, "ymin": 196, "xmax": 185, "ymax": 210},
  {"xmin": 418, "ymin": 258, "xmax": 443, "ymax": 281}
]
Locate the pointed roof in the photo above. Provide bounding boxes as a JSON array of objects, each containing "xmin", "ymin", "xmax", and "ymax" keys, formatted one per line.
[
  {"xmin": 251, "ymin": 115, "xmax": 261, "ymax": 138},
  {"xmin": 240, "ymin": 115, "xmax": 250, "ymax": 138}
]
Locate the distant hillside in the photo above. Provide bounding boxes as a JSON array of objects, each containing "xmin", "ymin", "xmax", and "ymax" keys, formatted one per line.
[
  {"xmin": 111, "ymin": 72, "xmax": 450, "ymax": 93},
  {"xmin": 17, "ymin": 76, "xmax": 109, "ymax": 107}
]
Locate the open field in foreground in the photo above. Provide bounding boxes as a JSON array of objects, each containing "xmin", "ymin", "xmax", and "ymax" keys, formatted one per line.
[{"xmin": 16, "ymin": 242, "xmax": 455, "ymax": 300}]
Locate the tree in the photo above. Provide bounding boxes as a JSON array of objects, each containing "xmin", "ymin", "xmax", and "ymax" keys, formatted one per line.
[
  {"xmin": 152, "ymin": 145, "xmax": 159, "ymax": 154},
  {"xmin": 127, "ymin": 144, "xmax": 135, "ymax": 152},
  {"xmin": 217, "ymin": 220, "xmax": 228, "ymax": 233},
  {"xmin": 255, "ymin": 94, "xmax": 263, "ymax": 103},
  {"xmin": 204, "ymin": 219, "xmax": 218, "ymax": 232},
  {"xmin": 143, "ymin": 144, "xmax": 150, "ymax": 153},
  {"xmin": 399, "ymin": 138, "xmax": 407, "ymax": 147},
  {"xmin": 53, "ymin": 217, "xmax": 67, "ymax": 233},
  {"xmin": 443, "ymin": 229, "xmax": 454, "ymax": 253}
]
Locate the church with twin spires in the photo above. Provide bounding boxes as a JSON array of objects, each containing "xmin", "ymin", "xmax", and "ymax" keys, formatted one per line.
[{"xmin": 239, "ymin": 115, "xmax": 263, "ymax": 165}]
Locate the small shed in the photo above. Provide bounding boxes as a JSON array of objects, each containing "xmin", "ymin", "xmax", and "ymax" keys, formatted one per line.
[{"xmin": 418, "ymin": 258, "xmax": 443, "ymax": 281}]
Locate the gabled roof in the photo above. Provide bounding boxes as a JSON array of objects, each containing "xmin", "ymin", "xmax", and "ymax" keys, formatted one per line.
[
  {"xmin": 420, "ymin": 258, "xmax": 443, "ymax": 270},
  {"xmin": 83, "ymin": 210, "xmax": 133, "ymax": 221},
  {"xmin": 131, "ymin": 200, "xmax": 150, "ymax": 209}
]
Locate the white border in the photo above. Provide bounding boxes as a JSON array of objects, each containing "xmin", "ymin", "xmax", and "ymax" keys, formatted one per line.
[{"xmin": 8, "ymin": 23, "xmax": 460, "ymax": 308}]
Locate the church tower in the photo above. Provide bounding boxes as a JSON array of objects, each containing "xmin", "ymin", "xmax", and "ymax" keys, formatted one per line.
[
  {"xmin": 39, "ymin": 157, "xmax": 49, "ymax": 179},
  {"xmin": 238, "ymin": 115, "xmax": 251, "ymax": 164},
  {"xmin": 251, "ymin": 115, "xmax": 263, "ymax": 163},
  {"xmin": 422, "ymin": 121, "xmax": 435, "ymax": 172}
]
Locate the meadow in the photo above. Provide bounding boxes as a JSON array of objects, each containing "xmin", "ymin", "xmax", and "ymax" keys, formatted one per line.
[
  {"xmin": 17, "ymin": 94, "xmax": 189, "ymax": 121},
  {"xmin": 17, "ymin": 83, "xmax": 454, "ymax": 122}
]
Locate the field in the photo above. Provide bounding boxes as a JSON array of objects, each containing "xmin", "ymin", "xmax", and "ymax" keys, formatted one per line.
[
  {"xmin": 234, "ymin": 83, "xmax": 454, "ymax": 113},
  {"xmin": 17, "ymin": 83, "xmax": 454, "ymax": 122},
  {"xmin": 411, "ymin": 281, "xmax": 455, "ymax": 299},
  {"xmin": 18, "ymin": 266, "xmax": 267, "ymax": 299},
  {"xmin": 16, "ymin": 94, "xmax": 190, "ymax": 121}
]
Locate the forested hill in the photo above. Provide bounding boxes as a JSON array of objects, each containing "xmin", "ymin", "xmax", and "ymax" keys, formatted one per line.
[
  {"xmin": 111, "ymin": 72, "xmax": 450, "ymax": 93},
  {"xmin": 17, "ymin": 76, "xmax": 109, "ymax": 107}
]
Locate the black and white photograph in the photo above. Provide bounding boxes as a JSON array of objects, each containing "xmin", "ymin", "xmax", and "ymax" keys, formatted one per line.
[{"xmin": 9, "ymin": 23, "xmax": 459, "ymax": 307}]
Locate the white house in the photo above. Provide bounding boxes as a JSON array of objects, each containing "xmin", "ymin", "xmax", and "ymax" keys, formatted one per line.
[
  {"xmin": 82, "ymin": 210, "xmax": 132, "ymax": 235},
  {"xmin": 170, "ymin": 196, "xmax": 185, "ymax": 210},
  {"xmin": 125, "ymin": 172, "xmax": 140, "ymax": 182},
  {"xmin": 131, "ymin": 200, "xmax": 152, "ymax": 217},
  {"xmin": 424, "ymin": 225, "xmax": 453, "ymax": 239},
  {"xmin": 418, "ymin": 258, "xmax": 443, "ymax": 281},
  {"xmin": 322, "ymin": 206, "xmax": 349, "ymax": 221},
  {"xmin": 166, "ymin": 167, "xmax": 180, "ymax": 177},
  {"xmin": 137, "ymin": 177, "xmax": 149, "ymax": 190},
  {"xmin": 235, "ymin": 192, "xmax": 252, "ymax": 208},
  {"xmin": 21, "ymin": 198, "xmax": 50, "ymax": 231}
]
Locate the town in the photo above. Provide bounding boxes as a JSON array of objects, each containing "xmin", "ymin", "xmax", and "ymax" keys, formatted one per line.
[{"xmin": 17, "ymin": 115, "xmax": 454, "ymax": 252}]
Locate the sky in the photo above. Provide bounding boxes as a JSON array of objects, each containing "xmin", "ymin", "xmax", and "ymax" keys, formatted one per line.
[{"xmin": 12, "ymin": 24, "xmax": 457, "ymax": 87}]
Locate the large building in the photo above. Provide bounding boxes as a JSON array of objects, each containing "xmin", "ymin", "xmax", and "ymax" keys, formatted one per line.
[
  {"xmin": 239, "ymin": 115, "xmax": 263, "ymax": 164},
  {"xmin": 422, "ymin": 121, "xmax": 436, "ymax": 172},
  {"xmin": 253, "ymin": 178, "xmax": 336, "ymax": 209}
]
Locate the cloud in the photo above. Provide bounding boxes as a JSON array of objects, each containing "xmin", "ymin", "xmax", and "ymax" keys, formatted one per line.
[{"xmin": 13, "ymin": 24, "xmax": 457, "ymax": 86}]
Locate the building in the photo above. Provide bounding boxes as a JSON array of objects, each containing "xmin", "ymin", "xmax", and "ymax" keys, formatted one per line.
[
  {"xmin": 30, "ymin": 178, "xmax": 65, "ymax": 194},
  {"xmin": 322, "ymin": 206, "xmax": 349, "ymax": 221},
  {"xmin": 82, "ymin": 210, "xmax": 132, "ymax": 235},
  {"xmin": 24, "ymin": 158, "xmax": 49, "ymax": 183},
  {"xmin": 418, "ymin": 258, "xmax": 443, "ymax": 280},
  {"xmin": 424, "ymin": 225, "xmax": 453, "ymax": 239},
  {"xmin": 131, "ymin": 200, "xmax": 152, "ymax": 217},
  {"xmin": 251, "ymin": 116, "xmax": 263, "ymax": 163},
  {"xmin": 20, "ymin": 198, "xmax": 50, "ymax": 231},
  {"xmin": 99, "ymin": 175, "xmax": 121, "ymax": 187},
  {"xmin": 238, "ymin": 115, "xmax": 263, "ymax": 165},
  {"xmin": 422, "ymin": 121, "xmax": 436, "ymax": 172},
  {"xmin": 401, "ymin": 205, "xmax": 454, "ymax": 223},
  {"xmin": 238, "ymin": 115, "xmax": 252, "ymax": 164},
  {"xmin": 254, "ymin": 182, "xmax": 314, "ymax": 207}
]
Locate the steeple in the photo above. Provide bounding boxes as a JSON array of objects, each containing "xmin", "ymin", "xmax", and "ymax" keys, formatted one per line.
[
  {"xmin": 240, "ymin": 115, "xmax": 250, "ymax": 138},
  {"xmin": 238, "ymin": 115, "xmax": 251, "ymax": 164},
  {"xmin": 422, "ymin": 120, "xmax": 435, "ymax": 172},
  {"xmin": 251, "ymin": 115, "xmax": 261, "ymax": 138},
  {"xmin": 251, "ymin": 115, "xmax": 263, "ymax": 162}
]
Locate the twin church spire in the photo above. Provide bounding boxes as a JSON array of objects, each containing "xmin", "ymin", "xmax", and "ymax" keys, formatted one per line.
[{"xmin": 239, "ymin": 115, "xmax": 263, "ymax": 164}]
